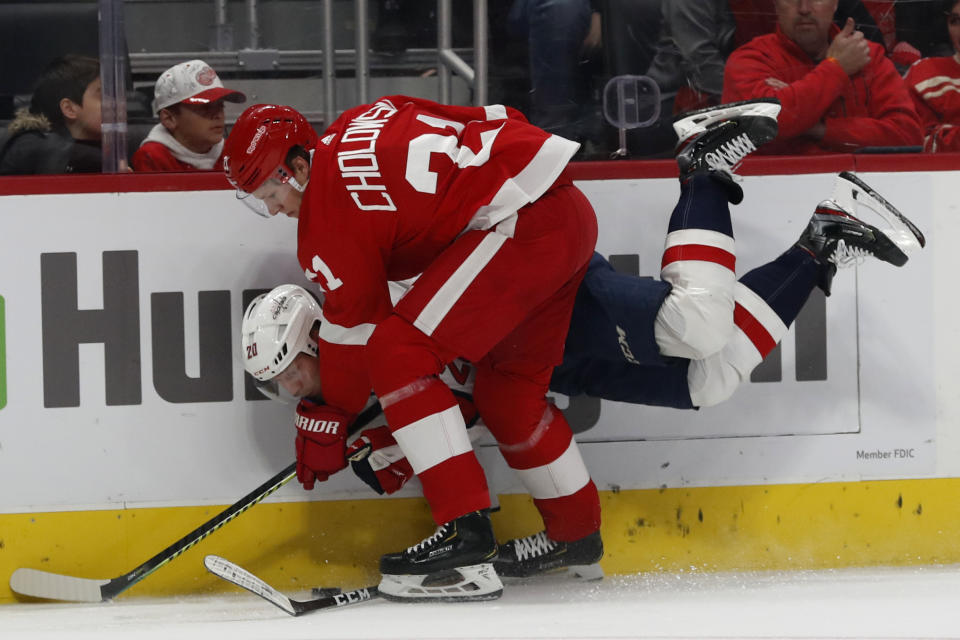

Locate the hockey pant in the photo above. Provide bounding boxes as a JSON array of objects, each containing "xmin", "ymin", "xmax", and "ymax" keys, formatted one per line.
[
  {"xmin": 365, "ymin": 184, "xmax": 602, "ymax": 542},
  {"xmin": 654, "ymin": 172, "xmax": 822, "ymax": 407},
  {"xmin": 554, "ymin": 173, "xmax": 822, "ymax": 408}
]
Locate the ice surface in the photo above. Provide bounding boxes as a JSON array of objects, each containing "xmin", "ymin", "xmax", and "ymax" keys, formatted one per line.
[{"xmin": 4, "ymin": 565, "xmax": 960, "ymax": 639}]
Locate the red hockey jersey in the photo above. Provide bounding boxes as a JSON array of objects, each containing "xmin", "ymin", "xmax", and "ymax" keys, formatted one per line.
[
  {"xmin": 296, "ymin": 95, "xmax": 580, "ymax": 413},
  {"xmin": 904, "ymin": 56, "xmax": 960, "ymax": 152}
]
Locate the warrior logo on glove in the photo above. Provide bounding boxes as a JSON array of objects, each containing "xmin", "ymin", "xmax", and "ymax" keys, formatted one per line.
[
  {"xmin": 293, "ymin": 399, "xmax": 354, "ymax": 489},
  {"xmin": 295, "ymin": 415, "xmax": 341, "ymax": 434}
]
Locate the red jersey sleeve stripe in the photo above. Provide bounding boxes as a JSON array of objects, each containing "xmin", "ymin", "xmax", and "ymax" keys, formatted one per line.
[{"xmin": 468, "ymin": 133, "xmax": 580, "ymax": 231}]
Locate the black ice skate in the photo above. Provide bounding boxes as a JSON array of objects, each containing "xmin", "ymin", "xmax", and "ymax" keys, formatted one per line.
[
  {"xmin": 797, "ymin": 173, "xmax": 925, "ymax": 295},
  {"xmin": 494, "ymin": 530, "xmax": 604, "ymax": 580},
  {"xmin": 378, "ymin": 510, "xmax": 502, "ymax": 602},
  {"xmin": 673, "ymin": 98, "xmax": 781, "ymax": 204}
]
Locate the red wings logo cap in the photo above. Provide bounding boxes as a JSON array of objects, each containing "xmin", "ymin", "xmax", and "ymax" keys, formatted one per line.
[
  {"xmin": 196, "ymin": 66, "xmax": 217, "ymax": 86},
  {"xmin": 152, "ymin": 59, "xmax": 246, "ymax": 114}
]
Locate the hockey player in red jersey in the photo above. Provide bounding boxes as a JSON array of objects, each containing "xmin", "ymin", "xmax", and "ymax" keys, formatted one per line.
[
  {"xmin": 225, "ymin": 96, "xmax": 604, "ymax": 601},
  {"xmin": 903, "ymin": 0, "xmax": 960, "ymax": 152},
  {"xmin": 226, "ymin": 95, "xmax": 925, "ymax": 599}
]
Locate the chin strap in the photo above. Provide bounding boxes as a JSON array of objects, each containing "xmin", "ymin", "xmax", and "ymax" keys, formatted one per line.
[{"xmin": 289, "ymin": 149, "xmax": 314, "ymax": 192}]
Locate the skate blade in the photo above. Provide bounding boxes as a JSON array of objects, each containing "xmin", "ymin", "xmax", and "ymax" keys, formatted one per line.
[
  {"xmin": 500, "ymin": 562, "xmax": 605, "ymax": 582},
  {"xmin": 569, "ymin": 563, "xmax": 605, "ymax": 581},
  {"xmin": 378, "ymin": 563, "xmax": 504, "ymax": 602},
  {"xmin": 831, "ymin": 172, "xmax": 925, "ymax": 255},
  {"xmin": 379, "ymin": 588, "xmax": 504, "ymax": 603},
  {"xmin": 672, "ymin": 98, "xmax": 782, "ymax": 139}
]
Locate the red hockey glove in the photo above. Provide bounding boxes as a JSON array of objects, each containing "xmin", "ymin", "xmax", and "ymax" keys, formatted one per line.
[
  {"xmin": 345, "ymin": 426, "xmax": 414, "ymax": 495},
  {"xmin": 294, "ymin": 400, "xmax": 353, "ymax": 490}
]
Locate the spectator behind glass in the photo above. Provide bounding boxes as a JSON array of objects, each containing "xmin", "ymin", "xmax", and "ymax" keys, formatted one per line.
[
  {"xmin": 645, "ymin": 0, "xmax": 736, "ymax": 114},
  {"xmin": 131, "ymin": 60, "xmax": 245, "ymax": 172},
  {"xmin": 507, "ymin": 0, "xmax": 604, "ymax": 152},
  {"xmin": 727, "ymin": 0, "xmax": 883, "ymax": 48},
  {"xmin": 721, "ymin": 0, "xmax": 921, "ymax": 155},
  {"xmin": 0, "ymin": 55, "xmax": 102, "ymax": 175},
  {"xmin": 903, "ymin": 0, "xmax": 960, "ymax": 152}
]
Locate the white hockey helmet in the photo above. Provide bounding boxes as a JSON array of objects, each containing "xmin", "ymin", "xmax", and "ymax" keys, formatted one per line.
[{"xmin": 241, "ymin": 284, "xmax": 322, "ymax": 385}]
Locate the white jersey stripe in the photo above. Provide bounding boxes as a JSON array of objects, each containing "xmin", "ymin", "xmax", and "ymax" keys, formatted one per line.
[
  {"xmin": 511, "ymin": 439, "xmax": 591, "ymax": 500},
  {"xmin": 664, "ymin": 229, "xmax": 736, "ymax": 254},
  {"xmin": 913, "ymin": 74, "xmax": 960, "ymax": 94},
  {"xmin": 467, "ymin": 133, "xmax": 579, "ymax": 231},
  {"xmin": 413, "ymin": 231, "xmax": 507, "ymax": 336},
  {"xmin": 921, "ymin": 84, "xmax": 960, "ymax": 100},
  {"xmin": 734, "ymin": 282, "xmax": 788, "ymax": 340},
  {"xmin": 317, "ymin": 309, "xmax": 376, "ymax": 346},
  {"xmin": 392, "ymin": 404, "xmax": 472, "ymax": 474},
  {"xmin": 483, "ymin": 104, "xmax": 508, "ymax": 120}
]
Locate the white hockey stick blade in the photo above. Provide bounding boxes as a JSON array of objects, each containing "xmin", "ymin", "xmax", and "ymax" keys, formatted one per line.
[
  {"xmin": 204, "ymin": 555, "xmax": 296, "ymax": 615},
  {"xmin": 10, "ymin": 568, "xmax": 110, "ymax": 603},
  {"xmin": 205, "ymin": 555, "xmax": 380, "ymax": 616}
]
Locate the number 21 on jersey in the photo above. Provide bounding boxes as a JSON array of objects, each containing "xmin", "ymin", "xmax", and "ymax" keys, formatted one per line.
[{"xmin": 307, "ymin": 113, "xmax": 501, "ymax": 292}]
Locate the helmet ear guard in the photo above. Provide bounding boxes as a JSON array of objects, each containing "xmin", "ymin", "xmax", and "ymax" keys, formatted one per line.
[{"xmin": 240, "ymin": 284, "xmax": 323, "ymax": 388}]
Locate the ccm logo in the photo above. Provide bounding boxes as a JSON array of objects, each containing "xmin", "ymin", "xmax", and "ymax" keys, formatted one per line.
[{"xmin": 296, "ymin": 416, "xmax": 340, "ymax": 434}]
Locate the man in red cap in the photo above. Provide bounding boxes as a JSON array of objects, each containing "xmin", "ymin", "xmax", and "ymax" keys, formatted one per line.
[{"xmin": 131, "ymin": 59, "xmax": 246, "ymax": 171}]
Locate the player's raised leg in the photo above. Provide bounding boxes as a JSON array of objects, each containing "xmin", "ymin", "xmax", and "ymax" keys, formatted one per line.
[
  {"xmin": 689, "ymin": 173, "xmax": 924, "ymax": 407},
  {"xmin": 654, "ymin": 99, "xmax": 781, "ymax": 362},
  {"xmin": 673, "ymin": 98, "xmax": 781, "ymax": 205}
]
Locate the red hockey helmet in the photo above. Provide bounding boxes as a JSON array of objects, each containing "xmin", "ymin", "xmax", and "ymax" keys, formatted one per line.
[{"xmin": 223, "ymin": 104, "xmax": 318, "ymax": 195}]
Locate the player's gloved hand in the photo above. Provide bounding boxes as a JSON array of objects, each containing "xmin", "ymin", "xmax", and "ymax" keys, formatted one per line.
[
  {"xmin": 345, "ymin": 426, "xmax": 413, "ymax": 495},
  {"xmin": 294, "ymin": 400, "xmax": 353, "ymax": 490}
]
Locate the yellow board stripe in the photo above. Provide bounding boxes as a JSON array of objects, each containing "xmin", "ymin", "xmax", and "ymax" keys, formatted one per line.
[{"xmin": 3, "ymin": 478, "xmax": 959, "ymax": 603}]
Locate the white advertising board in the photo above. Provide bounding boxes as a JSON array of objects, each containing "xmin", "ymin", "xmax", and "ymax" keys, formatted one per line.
[{"xmin": 0, "ymin": 171, "xmax": 943, "ymax": 513}]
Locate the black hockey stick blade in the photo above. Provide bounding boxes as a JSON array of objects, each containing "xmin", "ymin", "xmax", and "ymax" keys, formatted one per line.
[
  {"xmin": 837, "ymin": 170, "xmax": 926, "ymax": 248},
  {"xmin": 204, "ymin": 555, "xmax": 380, "ymax": 616},
  {"xmin": 9, "ymin": 462, "xmax": 298, "ymax": 602}
]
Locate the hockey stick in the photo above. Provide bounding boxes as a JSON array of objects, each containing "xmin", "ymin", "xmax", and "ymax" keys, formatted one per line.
[
  {"xmin": 204, "ymin": 555, "xmax": 380, "ymax": 616},
  {"xmin": 836, "ymin": 170, "xmax": 926, "ymax": 248},
  {"xmin": 9, "ymin": 462, "xmax": 298, "ymax": 602},
  {"xmin": 10, "ymin": 401, "xmax": 385, "ymax": 602}
]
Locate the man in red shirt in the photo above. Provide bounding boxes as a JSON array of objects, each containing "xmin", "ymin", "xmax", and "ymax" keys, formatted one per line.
[
  {"xmin": 722, "ymin": 0, "xmax": 922, "ymax": 154},
  {"xmin": 131, "ymin": 60, "xmax": 245, "ymax": 171}
]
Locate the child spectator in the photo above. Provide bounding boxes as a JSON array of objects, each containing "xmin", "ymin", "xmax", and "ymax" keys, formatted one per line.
[
  {"xmin": 903, "ymin": 0, "xmax": 960, "ymax": 152},
  {"xmin": 0, "ymin": 55, "xmax": 102, "ymax": 175},
  {"xmin": 131, "ymin": 60, "xmax": 245, "ymax": 171}
]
